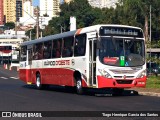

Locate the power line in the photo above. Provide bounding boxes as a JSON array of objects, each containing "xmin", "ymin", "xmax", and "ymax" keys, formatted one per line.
[
  {"xmin": 10, "ymin": 0, "xmax": 40, "ymax": 39},
  {"xmin": 10, "ymin": 0, "xmax": 36, "ymax": 21}
]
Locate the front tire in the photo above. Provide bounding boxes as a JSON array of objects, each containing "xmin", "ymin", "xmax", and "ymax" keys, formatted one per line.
[
  {"xmin": 76, "ymin": 78, "xmax": 84, "ymax": 95},
  {"xmin": 36, "ymin": 74, "xmax": 43, "ymax": 90}
]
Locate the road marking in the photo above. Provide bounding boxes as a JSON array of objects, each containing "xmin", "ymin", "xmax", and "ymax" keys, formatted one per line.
[
  {"xmin": 0, "ymin": 77, "xmax": 8, "ymax": 79},
  {"xmin": 0, "ymin": 77, "xmax": 19, "ymax": 80},
  {"xmin": 10, "ymin": 77, "xmax": 19, "ymax": 79}
]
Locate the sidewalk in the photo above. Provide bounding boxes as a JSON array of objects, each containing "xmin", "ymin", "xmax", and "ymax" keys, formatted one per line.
[{"xmin": 129, "ymin": 88, "xmax": 160, "ymax": 97}]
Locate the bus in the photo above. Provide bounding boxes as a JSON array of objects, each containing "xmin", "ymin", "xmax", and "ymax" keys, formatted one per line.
[
  {"xmin": 11, "ymin": 47, "xmax": 20, "ymax": 68},
  {"xmin": 0, "ymin": 37, "xmax": 23, "ymax": 67},
  {"xmin": 0, "ymin": 44, "xmax": 20, "ymax": 68},
  {"xmin": 19, "ymin": 24, "xmax": 146, "ymax": 94},
  {"xmin": 0, "ymin": 44, "xmax": 12, "ymax": 64}
]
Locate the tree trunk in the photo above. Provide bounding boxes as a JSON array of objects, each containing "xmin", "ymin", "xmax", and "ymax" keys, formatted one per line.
[{"xmin": 144, "ymin": 15, "xmax": 148, "ymax": 42}]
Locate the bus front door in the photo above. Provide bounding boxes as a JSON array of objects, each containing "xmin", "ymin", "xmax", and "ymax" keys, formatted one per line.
[
  {"xmin": 26, "ymin": 49, "xmax": 32, "ymax": 84},
  {"xmin": 89, "ymin": 39, "xmax": 97, "ymax": 87}
]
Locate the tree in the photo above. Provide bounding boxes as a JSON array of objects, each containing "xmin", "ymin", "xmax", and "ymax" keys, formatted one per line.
[
  {"xmin": 42, "ymin": 0, "xmax": 160, "ymax": 43},
  {"xmin": 25, "ymin": 28, "xmax": 36, "ymax": 40},
  {"xmin": 120, "ymin": 0, "xmax": 160, "ymax": 42},
  {"xmin": 4, "ymin": 22, "xmax": 15, "ymax": 29},
  {"xmin": 43, "ymin": 0, "xmax": 94, "ymax": 36}
]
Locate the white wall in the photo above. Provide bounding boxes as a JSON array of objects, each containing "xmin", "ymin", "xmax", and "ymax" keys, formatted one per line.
[
  {"xmin": 40, "ymin": 0, "xmax": 53, "ymax": 17},
  {"xmin": 23, "ymin": 1, "xmax": 34, "ymax": 18}
]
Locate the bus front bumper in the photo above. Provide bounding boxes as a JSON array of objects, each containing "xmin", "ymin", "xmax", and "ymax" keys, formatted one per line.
[{"xmin": 97, "ymin": 76, "xmax": 147, "ymax": 88}]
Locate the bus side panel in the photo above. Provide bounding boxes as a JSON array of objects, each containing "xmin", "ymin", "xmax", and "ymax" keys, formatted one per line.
[
  {"xmin": 60, "ymin": 68, "xmax": 74, "ymax": 86},
  {"xmin": 34, "ymin": 68, "xmax": 75, "ymax": 86},
  {"xmin": 19, "ymin": 69, "xmax": 31, "ymax": 83},
  {"xmin": 41, "ymin": 68, "xmax": 61, "ymax": 85},
  {"xmin": 30, "ymin": 67, "xmax": 87, "ymax": 87}
]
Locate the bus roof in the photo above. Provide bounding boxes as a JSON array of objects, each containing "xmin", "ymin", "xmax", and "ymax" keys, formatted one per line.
[
  {"xmin": 21, "ymin": 30, "xmax": 77, "ymax": 46},
  {"xmin": 21, "ymin": 24, "xmax": 142, "ymax": 46},
  {"xmin": 0, "ymin": 44, "xmax": 13, "ymax": 46}
]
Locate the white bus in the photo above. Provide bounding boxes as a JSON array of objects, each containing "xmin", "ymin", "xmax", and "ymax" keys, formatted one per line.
[
  {"xmin": 0, "ymin": 44, "xmax": 12, "ymax": 64},
  {"xmin": 19, "ymin": 24, "xmax": 146, "ymax": 94},
  {"xmin": 0, "ymin": 44, "xmax": 20, "ymax": 67},
  {"xmin": 11, "ymin": 47, "xmax": 20, "ymax": 68}
]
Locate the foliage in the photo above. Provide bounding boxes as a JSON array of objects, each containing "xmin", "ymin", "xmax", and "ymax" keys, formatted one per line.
[
  {"xmin": 147, "ymin": 76, "xmax": 160, "ymax": 88},
  {"xmin": 146, "ymin": 40, "xmax": 160, "ymax": 48},
  {"xmin": 4, "ymin": 22, "xmax": 15, "ymax": 29},
  {"xmin": 41, "ymin": 0, "xmax": 160, "ymax": 43},
  {"xmin": 25, "ymin": 28, "xmax": 37, "ymax": 40}
]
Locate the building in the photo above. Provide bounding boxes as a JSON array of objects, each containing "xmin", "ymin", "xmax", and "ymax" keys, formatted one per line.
[
  {"xmin": 23, "ymin": 0, "xmax": 32, "ymax": 5},
  {"xmin": 0, "ymin": 0, "xmax": 4, "ymax": 25},
  {"xmin": 16, "ymin": 0, "xmax": 23, "ymax": 22},
  {"xmin": 63, "ymin": 0, "xmax": 119, "ymax": 8},
  {"xmin": 19, "ymin": 0, "xmax": 35, "ymax": 27},
  {"xmin": 3, "ymin": 0, "xmax": 16, "ymax": 23},
  {"xmin": 64, "ymin": 0, "xmax": 73, "ymax": 3},
  {"xmin": 88, "ymin": 0, "xmax": 119, "ymax": 9},
  {"xmin": 23, "ymin": 0, "xmax": 34, "ymax": 18},
  {"xmin": 19, "ymin": 0, "xmax": 61, "ymax": 30},
  {"xmin": 40, "ymin": 0, "xmax": 60, "ymax": 17},
  {"xmin": 19, "ymin": 0, "xmax": 52, "ymax": 30}
]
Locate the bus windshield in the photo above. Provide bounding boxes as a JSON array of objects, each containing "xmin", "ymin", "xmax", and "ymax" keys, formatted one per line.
[
  {"xmin": 99, "ymin": 37, "xmax": 145, "ymax": 67},
  {"xmin": 12, "ymin": 50, "xmax": 20, "ymax": 64}
]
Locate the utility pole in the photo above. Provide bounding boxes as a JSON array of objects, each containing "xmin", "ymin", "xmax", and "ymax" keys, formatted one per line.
[
  {"xmin": 149, "ymin": 5, "xmax": 152, "ymax": 74},
  {"xmin": 15, "ymin": 21, "xmax": 18, "ymax": 37},
  {"xmin": 30, "ymin": 30, "xmax": 32, "ymax": 40},
  {"xmin": 36, "ymin": 6, "xmax": 39, "ymax": 39}
]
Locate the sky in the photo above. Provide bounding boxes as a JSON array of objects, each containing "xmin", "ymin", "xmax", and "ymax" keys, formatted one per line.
[
  {"xmin": 32, "ymin": 0, "xmax": 39, "ymax": 6},
  {"xmin": 32, "ymin": 0, "xmax": 64, "ymax": 7}
]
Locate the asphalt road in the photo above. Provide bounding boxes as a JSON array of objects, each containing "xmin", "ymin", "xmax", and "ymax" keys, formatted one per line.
[{"xmin": 0, "ymin": 66, "xmax": 160, "ymax": 119}]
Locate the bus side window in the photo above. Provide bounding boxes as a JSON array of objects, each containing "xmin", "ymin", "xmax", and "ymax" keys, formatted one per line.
[
  {"xmin": 44, "ymin": 41, "xmax": 52, "ymax": 59},
  {"xmin": 52, "ymin": 40, "xmax": 56, "ymax": 58},
  {"xmin": 52, "ymin": 40, "xmax": 62, "ymax": 58},
  {"xmin": 62, "ymin": 36, "xmax": 74, "ymax": 57},
  {"xmin": 74, "ymin": 34, "xmax": 86, "ymax": 56},
  {"xmin": 38, "ymin": 43, "xmax": 44, "ymax": 60},
  {"xmin": 33, "ymin": 43, "xmax": 43, "ymax": 60},
  {"xmin": 33, "ymin": 45, "xmax": 37, "ymax": 60},
  {"xmin": 21, "ymin": 46, "xmax": 27, "ymax": 61}
]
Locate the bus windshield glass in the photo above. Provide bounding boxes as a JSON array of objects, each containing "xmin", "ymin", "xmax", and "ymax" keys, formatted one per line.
[
  {"xmin": 12, "ymin": 50, "xmax": 20, "ymax": 64},
  {"xmin": 99, "ymin": 37, "xmax": 145, "ymax": 67}
]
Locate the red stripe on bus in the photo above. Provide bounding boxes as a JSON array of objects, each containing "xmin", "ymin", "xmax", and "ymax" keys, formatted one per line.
[
  {"xmin": 75, "ymin": 29, "xmax": 82, "ymax": 35},
  {"xmin": 0, "ymin": 50, "xmax": 12, "ymax": 53},
  {"xmin": 19, "ymin": 68, "xmax": 88, "ymax": 88}
]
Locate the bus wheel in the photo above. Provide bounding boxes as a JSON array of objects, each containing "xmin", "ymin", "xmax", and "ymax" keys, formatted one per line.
[
  {"xmin": 36, "ymin": 74, "xmax": 43, "ymax": 90},
  {"xmin": 76, "ymin": 78, "xmax": 84, "ymax": 95}
]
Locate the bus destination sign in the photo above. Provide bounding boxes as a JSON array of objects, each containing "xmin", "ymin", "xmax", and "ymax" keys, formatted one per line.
[{"xmin": 99, "ymin": 26, "xmax": 143, "ymax": 37}]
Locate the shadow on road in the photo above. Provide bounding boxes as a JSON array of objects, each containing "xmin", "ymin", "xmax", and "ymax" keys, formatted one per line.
[{"xmin": 22, "ymin": 85, "xmax": 140, "ymax": 97}]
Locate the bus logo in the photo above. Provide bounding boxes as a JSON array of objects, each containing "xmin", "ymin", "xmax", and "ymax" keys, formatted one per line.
[
  {"xmin": 123, "ymin": 75, "xmax": 127, "ymax": 79},
  {"xmin": 71, "ymin": 59, "xmax": 75, "ymax": 66}
]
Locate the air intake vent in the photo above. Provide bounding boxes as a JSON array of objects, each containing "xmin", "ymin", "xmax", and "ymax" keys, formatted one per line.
[{"xmin": 116, "ymin": 80, "xmax": 133, "ymax": 84}]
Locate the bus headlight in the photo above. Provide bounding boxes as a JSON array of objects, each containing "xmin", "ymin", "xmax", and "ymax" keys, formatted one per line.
[
  {"xmin": 98, "ymin": 69, "xmax": 112, "ymax": 78},
  {"xmin": 137, "ymin": 70, "xmax": 146, "ymax": 78}
]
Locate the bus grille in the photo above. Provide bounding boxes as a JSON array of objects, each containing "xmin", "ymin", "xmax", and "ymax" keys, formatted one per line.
[
  {"xmin": 114, "ymin": 76, "xmax": 134, "ymax": 78},
  {"xmin": 116, "ymin": 80, "xmax": 133, "ymax": 84}
]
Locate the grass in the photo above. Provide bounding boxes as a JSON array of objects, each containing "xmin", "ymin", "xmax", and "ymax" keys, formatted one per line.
[{"xmin": 146, "ymin": 75, "xmax": 160, "ymax": 88}]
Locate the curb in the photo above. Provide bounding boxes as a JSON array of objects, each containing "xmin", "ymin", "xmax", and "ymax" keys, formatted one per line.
[{"xmin": 138, "ymin": 92, "xmax": 160, "ymax": 97}]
